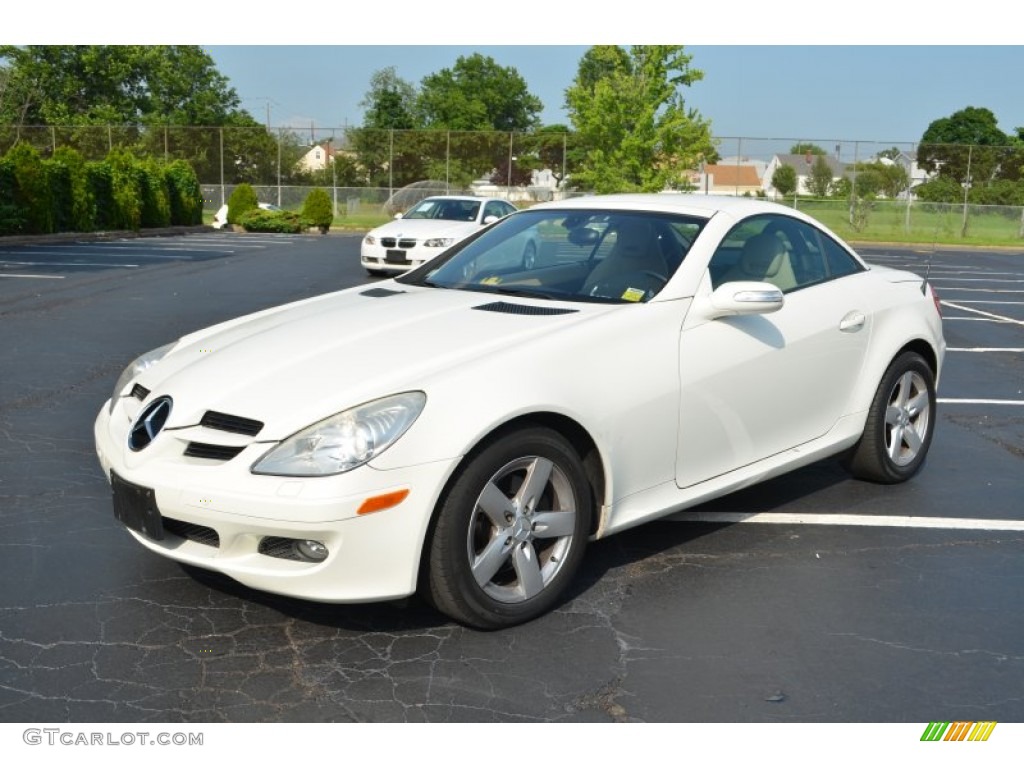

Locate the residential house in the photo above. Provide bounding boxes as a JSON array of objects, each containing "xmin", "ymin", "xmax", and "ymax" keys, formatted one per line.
[
  {"xmin": 295, "ymin": 143, "xmax": 336, "ymax": 173},
  {"xmin": 763, "ymin": 153, "xmax": 849, "ymax": 197},
  {"xmin": 692, "ymin": 163, "xmax": 763, "ymax": 196}
]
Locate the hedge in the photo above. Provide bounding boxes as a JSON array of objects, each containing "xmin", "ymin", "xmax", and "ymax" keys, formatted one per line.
[{"xmin": 0, "ymin": 142, "xmax": 203, "ymax": 236}]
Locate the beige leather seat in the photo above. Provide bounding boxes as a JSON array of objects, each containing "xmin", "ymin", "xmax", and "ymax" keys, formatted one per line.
[
  {"xmin": 582, "ymin": 219, "xmax": 669, "ymax": 296},
  {"xmin": 720, "ymin": 232, "xmax": 797, "ymax": 291}
]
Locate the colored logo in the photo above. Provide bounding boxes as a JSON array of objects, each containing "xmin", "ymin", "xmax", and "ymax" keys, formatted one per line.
[{"xmin": 921, "ymin": 722, "xmax": 997, "ymax": 742}]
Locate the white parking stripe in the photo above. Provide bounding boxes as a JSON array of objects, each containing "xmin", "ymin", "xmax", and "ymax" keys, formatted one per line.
[
  {"xmin": 0, "ymin": 273, "xmax": 65, "ymax": 279},
  {"xmin": 941, "ymin": 300, "xmax": 1024, "ymax": 325},
  {"xmin": 947, "ymin": 347, "xmax": 1024, "ymax": 352},
  {"xmin": 0, "ymin": 261, "xmax": 139, "ymax": 268},
  {"xmin": 938, "ymin": 398, "xmax": 1024, "ymax": 405},
  {"xmin": 669, "ymin": 511, "xmax": 1024, "ymax": 531}
]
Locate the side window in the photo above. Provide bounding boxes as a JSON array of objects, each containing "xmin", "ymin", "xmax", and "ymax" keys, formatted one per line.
[
  {"xmin": 709, "ymin": 215, "xmax": 798, "ymax": 292},
  {"xmin": 820, "ymin": 234, "xmax": 864, "ymax": 279},
  {"xmin": 711, "ymin": 214, "xmax": 863, "ymax": 293}
]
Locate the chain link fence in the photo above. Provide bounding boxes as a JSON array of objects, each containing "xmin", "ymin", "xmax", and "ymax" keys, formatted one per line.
[{"xmin": 3, "ymin": 124, "xmax": 1023, "ymax": 239}]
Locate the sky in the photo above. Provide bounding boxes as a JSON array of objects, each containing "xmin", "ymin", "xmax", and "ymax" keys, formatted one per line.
[
  {"xmin": 205, "ymin": 45, "xmax": 1024, "ymax": 151},
  {"xmin": 5, "ymin": 1, "xmax": 1023, "ymax": 155}
]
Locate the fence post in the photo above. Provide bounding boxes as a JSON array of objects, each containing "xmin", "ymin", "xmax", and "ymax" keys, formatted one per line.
[
  {"xmin": 388, "ymin": 129, "xmax": 394, "ymax": 200},
  {"xmin": 961, "ymin": 144, "xmax": 973, "ymax": 238},
  {"xmin": 219, "ymin": 127, "xmax": 225, "ymax": 206},
  {"xmin": 276, "ymin": 126, "xmax": 282, "ymax": 208}
]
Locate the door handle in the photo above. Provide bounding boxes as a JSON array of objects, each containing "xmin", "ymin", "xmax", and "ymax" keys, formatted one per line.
[{"xmin": 839, "ymin": 311, "xmax": 866, "ymax": 333}]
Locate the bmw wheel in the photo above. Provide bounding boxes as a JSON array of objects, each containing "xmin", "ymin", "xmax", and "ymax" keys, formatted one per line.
[
  {"xmin": 845, "ymin": 351, "xmax": 936, "ymax": 483},
  {"xmin": 425, "ymin": 427, "xmax": 592, "ymax": 629}
]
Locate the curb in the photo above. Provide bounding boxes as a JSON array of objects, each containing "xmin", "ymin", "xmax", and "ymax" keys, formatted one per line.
[{"xmin": 0, "ymin": 225, "xmax": 215, "ymax": 248}]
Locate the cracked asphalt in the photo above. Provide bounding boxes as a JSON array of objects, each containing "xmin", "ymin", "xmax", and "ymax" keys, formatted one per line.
[{"xmin": 1, "ymin": 232, "xmax": 1021, "ymax": 723}]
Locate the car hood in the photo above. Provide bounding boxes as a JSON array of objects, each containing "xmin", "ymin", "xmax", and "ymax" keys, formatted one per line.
[
  {"xmin": 136, "ymin": 285, "xmax": 606, "ymax": 440},
  {"xmin": 370, "ymin": 218, "xmax": 479, "ymax": 240}
]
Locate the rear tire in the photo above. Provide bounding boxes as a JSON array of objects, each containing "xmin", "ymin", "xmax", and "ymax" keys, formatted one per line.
[
  {"xmin": 424, "ymin": 427, "xmax": 591, "ymax": 629},
  {"xmin": 845, "ymin": 351, "xmax": 936, "ymax": 483}
]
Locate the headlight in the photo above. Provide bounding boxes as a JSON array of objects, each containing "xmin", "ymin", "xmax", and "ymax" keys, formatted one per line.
[
  {"xmin": 364, "ymin": 234, "xmax": 376, "ymax": 245},
  {"xmin": 423, "ymin": 237, "xmax": 455, "ymax": 248},
  {"xmin": 251, "ymin": 392, "xmax": 426, "ymax": 477},
  {"xmin": 109, "ymin": 342, "xmax": 176, "ymax": 413}
]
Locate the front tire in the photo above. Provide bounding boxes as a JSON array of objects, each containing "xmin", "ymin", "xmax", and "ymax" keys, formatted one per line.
[
  {"xmin": 845, "ymin": 351, "xmax": 936, "ymax": 483},
  {"xmin": 424, "ymin": 427, "xmax": 592, "ymax": 629}
]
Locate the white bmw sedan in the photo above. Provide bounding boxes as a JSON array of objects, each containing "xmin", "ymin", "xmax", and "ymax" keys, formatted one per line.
[
  {"xmin": 95, "ymin": 195, "xmax": 945, "ymax": 629},
  {"xmin": 360, "ymin": 195, "xmax": 519, "ymax": 276}
]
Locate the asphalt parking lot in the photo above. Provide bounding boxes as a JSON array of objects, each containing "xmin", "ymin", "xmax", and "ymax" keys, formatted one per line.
[{"xmin": 0, "ymin": 231, "xmax": 1021, "ymax": 724}]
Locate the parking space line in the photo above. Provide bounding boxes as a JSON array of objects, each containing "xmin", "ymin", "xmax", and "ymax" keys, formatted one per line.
[
  {"xmin": 938, "ymin": 398, "xmax": 1024, "ymax": 405},
  {"xmin": 0, "ymin": 261, "xmax": 139, "ymax": 268},
  {"xmin": 669, "ymin": 511, "xmax": 1024, "ymax": 531},
  {"xmin": 0, "ymin": 273, "xmax": 65, "ymax": 279},
  {"xmin": 947, "ymin": 347, "xmax": 1024, "ymax": 352},
  {"xmin": 941, "ymin": 300, "xmax": 1024, "ymax": 325}
]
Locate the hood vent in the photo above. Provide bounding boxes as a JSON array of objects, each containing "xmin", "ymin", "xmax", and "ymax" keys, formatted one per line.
[
  {"xmin": 360, "ymin": 287, "xmax": 406, "ymax": 298},
  {"xmin": 200, "ymin": 410, "xmax": 264, "ymax": 436},
  {"xmin": 473, "ymin": 301, "xmax": 577, "ymax": 316}
]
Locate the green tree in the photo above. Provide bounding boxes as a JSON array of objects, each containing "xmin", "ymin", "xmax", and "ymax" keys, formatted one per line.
[
  {"xmin": 417, "ymin": 54, "xmax": 542, "ymax": 132},
  {"xmin": 771, "ymin": 163, "xmax": 797, "ymax": 198},
  {"xmin": 917, "ymin": 106, "xmax": 1007, "ymax": 184},
  {"xmin": 565, "ymin": 45, "xmax": 714, "ymax": 193},
  {"xmin": 360, "ymin": 67, "xmax": 419, "ymax": 130},
  {"xmin": 790, "ymin": 142, "xmax": 827, "ymax": 156},
  {"xmin": 806, "ymin": 155, "xmax": 834, "ymax": 197},
  {"xmin": 0, "ymin": 46, "xmax": 244, "ymax": 126}
]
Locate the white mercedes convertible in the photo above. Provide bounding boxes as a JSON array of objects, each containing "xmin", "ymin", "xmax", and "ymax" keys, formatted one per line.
[{"xmin": 95, "ymin": 195, "xmax": 945, "ymax": 628}]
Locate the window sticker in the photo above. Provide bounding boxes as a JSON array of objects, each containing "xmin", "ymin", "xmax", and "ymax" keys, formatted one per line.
[
  {"xmin": 621, "ymin": 287, "xmax": 645, "ymax": 302},
  {"xmin": 481, "ymin": 276, "xmax": 502, "ymax": 285}
]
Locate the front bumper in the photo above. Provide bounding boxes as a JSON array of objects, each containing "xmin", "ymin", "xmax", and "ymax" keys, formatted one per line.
[
  {"xmin": 95, "ymin": 402, "xmax": 455, "ymax": 603},
  {"xmin": 360, "ymin": 243, "xmax": 444, "ymax": 274}
]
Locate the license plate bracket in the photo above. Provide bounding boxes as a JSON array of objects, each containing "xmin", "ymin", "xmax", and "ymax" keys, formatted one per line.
[
  {"xmin": 385, "ymin": 249, "xmax": 409, "ymax": 264},
  {"xmin": 111, "ymin": 471, "xmax": 164, "ymax": 540}
]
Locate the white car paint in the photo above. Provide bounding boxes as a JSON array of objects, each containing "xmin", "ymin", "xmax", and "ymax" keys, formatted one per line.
[
  {"xmin": 95, "ymin": 194, "xmax": 945, "ymax": 628},
  {"xmin": 211, "ymin": 202, "xmax": 282, "ymax": 229}
]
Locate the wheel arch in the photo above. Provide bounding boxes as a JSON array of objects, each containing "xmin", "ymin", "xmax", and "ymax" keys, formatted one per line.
[{"xmin": 416, "ymin": 411, "xmax": 607, "ymax": 588}]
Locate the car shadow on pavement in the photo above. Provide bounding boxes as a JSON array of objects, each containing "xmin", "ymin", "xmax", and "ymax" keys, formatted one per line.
[{"xmin": 179, "ymin": 458, "xmax": 853, "ymax": 632}]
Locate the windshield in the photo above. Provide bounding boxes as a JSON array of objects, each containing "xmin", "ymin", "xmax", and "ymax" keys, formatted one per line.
[
  {"xmin": 403, "ymin": 198, "xmax": 481, "ymax": 222},
  {"xmin": 398, "ymin": 209, "xmax": 706, "ymax": 303}
]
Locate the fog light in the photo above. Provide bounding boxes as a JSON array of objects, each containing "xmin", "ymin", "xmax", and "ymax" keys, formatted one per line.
[{"xmin": 295, "ymin": 539, "xmax": 329, "ymax": 562}]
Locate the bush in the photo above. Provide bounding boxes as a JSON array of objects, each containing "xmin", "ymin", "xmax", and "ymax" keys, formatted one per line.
[
  {"xmin": 301, "ymin": 187, "xmax": 333, "ymax": 233},
  {"xmin": 0, "ymin": 158, "xmax": 23, "ymax": 235},
  {"xmin": 138, "ymin": 159, "xmax": 171, "ymax": 229},
  {"xmin": 238, "ymin": 208, "xmax": 304, "ymax": 233},
  {"xmin": 106, "ymin": 148, "xmax": 144, "ymax": 230},
  {"xmin": 86, "ymin": 161, "xmax": 117, "ymax": 230},
  {"xmin": 50, "ymin": 147, "xmax": 92, "ymax": 232},
  {"xmin": 165, "ymin": 160, "xmax": 203, "ymax": 225},
  {"xmin": 4, "ymin": 142, "xmax": 51, "ymax": 234},
  {"xmin": 227, "ymin": 183, "xmax": 258, "ymax": 225}
]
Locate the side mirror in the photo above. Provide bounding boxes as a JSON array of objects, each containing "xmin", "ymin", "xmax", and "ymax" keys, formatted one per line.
[
  {"xmin": 394, "ymin": 213, "xmax": 403, "ymax": 220},
  {"xmin": 705, "ymin": 281, "xmax": 784, "ymax": 319},
  {"xmin": 482, "ymin": 215, "xmax": 499, "ymax": 225}
]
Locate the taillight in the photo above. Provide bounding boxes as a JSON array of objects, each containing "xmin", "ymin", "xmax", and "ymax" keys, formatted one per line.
[{"xmin": 927, "ymin": 282, "xmax": 942, "ymax": 317}]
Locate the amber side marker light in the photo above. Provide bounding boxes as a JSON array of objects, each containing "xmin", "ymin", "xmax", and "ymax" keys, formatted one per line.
[{"xmin": 357, "ymin": 489, "xmax": 411, "ymax": 515}]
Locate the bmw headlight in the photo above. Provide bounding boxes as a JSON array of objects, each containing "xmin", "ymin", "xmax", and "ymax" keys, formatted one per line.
[
  {"xmin": 364, "ymin": 234, "xmax": 376, "ymax": 245},
  {"xmin": 423, "ymin": 237, "xmax": 456, "ymax": 248},
  {"xmin": 109, "ymin": 342, "xmax": 176, "ymax": 413},
  {"xmin": 251, "ymin": 392, "xmax": 426, "ymax": 477}
]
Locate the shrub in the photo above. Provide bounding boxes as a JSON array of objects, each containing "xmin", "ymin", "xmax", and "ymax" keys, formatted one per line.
[
  {"xmin": 106, "ymin": 148, "xmax": 144, "ymax": 230},
  {"xmin": 238, "ymin": 208, "xmax": 304, "ymax": 233},
  {"xmin": 138, "ymin": 159, "xmax": 171, "ymax": 229},
  {"xmin": 301, "ymin": 187, "xmax": 333, "ymax": 233},
  {"xmin": 227, "ymin": 183, "xmax": 258, "ymax": 225},
  {"xmin": 5, "ymin": 142, "xmax": 51, "ymax": 234},
  {"xmin": 50, "ymin": 147, "xmax": 92, "ymax": 232},
  {"xmin": 86, "ymin": 161, "xmax": 117, "ymax": 230},
  {"xmin": 0, "ymin": 158, "xmax": 23, "ymax": 235},
  {"xmin": 165, "ymin": 160, "xmax": 203, "ymax": 225}
]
